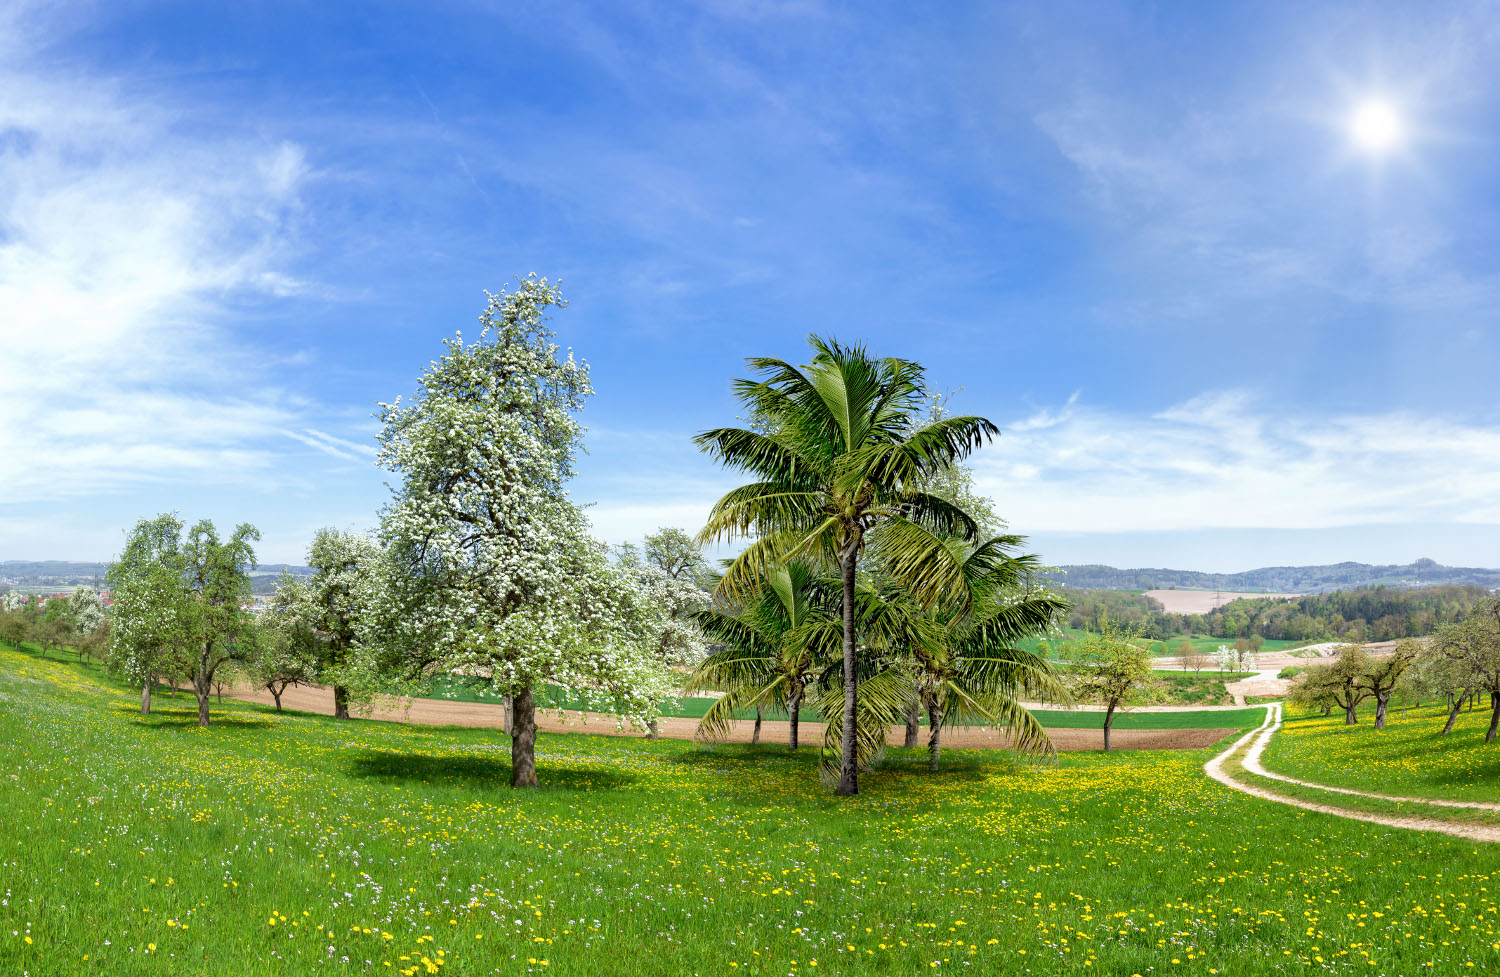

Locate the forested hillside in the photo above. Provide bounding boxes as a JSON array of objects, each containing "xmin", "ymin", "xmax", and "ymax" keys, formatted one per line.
[
  {"xmin": 1063, "ymin": 584, "xmax": 1490, "ymax": 642},
  {"xmin": 1051, "ymin": 557, "xmax": 1500, "ymax": 593}
]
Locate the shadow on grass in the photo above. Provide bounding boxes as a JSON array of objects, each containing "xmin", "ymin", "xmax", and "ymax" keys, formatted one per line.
[
  {"xmin": 134, "ymin": 712, "xmax": 277, "ymax": 731},
  {"xmin": 347, "ymin": 749, "xmax": 638, "ymax": 792}
]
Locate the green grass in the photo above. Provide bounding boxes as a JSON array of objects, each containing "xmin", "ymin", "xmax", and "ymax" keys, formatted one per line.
[
  {"xmin": 1262, "ymin": 702, "xmax": 1500, "ymax": 804},
  {"xmin": 1026, "ymin": 706, "xmax": 1265, "ymax": 730},
  {"xmin": 3, "ymin": 642, "xmax": 1499, "ymax": 975}
]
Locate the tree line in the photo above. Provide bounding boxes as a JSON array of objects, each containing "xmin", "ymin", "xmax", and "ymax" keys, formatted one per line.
[
  {"xmin": 1063, "ymin": 584, "xmax": 1490, "ymax": 643},
  {"xmin": 88, "ymin": 289, "xmax": 1088, "ymax": 797},
  {"xmin": 1286, "ymin": 599, "xmax": 1500, "ymax": 741},
  {"xmin": 0, "ymin": 587, "xmax": 109, "ymax": 662}
]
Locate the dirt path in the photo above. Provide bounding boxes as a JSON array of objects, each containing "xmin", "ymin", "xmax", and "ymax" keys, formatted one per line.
[
  {"xmin": 1204, "ymin": 705, "xmax": 1500, "ymax": 842},
  {"xmin": 227, "ymin": 682, "xmax": 1235, "ymax": 753}
]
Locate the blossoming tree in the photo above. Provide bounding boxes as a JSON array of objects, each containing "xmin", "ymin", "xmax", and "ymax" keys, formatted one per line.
[
  {"xmin": 375, "ymin": 277, "xmax": 674, "ymax": 787},
  {"xmin": 270, "ymin": 529, "xmax": 393, "ymax": 718},
  {"xmin": 106, "ymin": 514, "xmax": 195, "ymax": 716}
]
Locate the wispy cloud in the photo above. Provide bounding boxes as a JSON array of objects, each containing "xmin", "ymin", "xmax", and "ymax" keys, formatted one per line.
[
  {"xmin": 0, "ymin": 7, "xmax": 323, "ymax": 506},
  {"xmin": 975, "ymin": 393, "xmax": 1500, "ymax": 535},
  {"xmin": 285, "ymin": 429, "xmax": 378, "ymax": 462}
]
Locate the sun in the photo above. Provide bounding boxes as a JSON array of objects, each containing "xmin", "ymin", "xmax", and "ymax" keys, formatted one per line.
[{"xmin": 1350, "ymin": 100, "xmax": 1401, "ymax": 152}]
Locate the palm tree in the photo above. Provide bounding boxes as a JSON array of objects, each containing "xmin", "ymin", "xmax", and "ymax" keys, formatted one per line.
[
  {"xmin": 899, "ymin": 535, "xmax": 1068, "ymax": 769},
  {"xmin": 696, "ymin": 336, "xmax": 998, "ymax": 794},
  {"xmin": 687, "ymin": 562, "xmax": 829, "ymax": 749}
]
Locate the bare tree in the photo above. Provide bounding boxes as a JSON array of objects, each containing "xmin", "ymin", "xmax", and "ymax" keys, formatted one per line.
[
  {"xmin": 1068, "ymin": 625, "xmax": 1154, "ymax": 752},
  {"xmin": 1288, "ymin": 644, "xmax": 1371, "ymax": 725},
  {"xmin": 1357, "ymin": 639, "xmax": 1420, "ymax": 729},
  {"xmin": 1430, "ymin": 603, "xmax": 1500, "ymax": 742}
]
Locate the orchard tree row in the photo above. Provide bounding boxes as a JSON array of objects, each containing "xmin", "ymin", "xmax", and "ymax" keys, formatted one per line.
[{"xmin": 1287, "ymin": 607, "xmax": 1500, "ymax": 740}]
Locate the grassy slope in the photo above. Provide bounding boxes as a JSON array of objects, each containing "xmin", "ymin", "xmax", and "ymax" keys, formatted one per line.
[
  {"xmin": 1262, "ymin": 702, "xmax": 1500, "ymax": 804},
  {"xmin": 2, "ymin": 646, "xmax": 1499, "ymax": 976},
  {"xmin": 16, "ymin": 642, "xmax": 1259, "ymax": 731}
]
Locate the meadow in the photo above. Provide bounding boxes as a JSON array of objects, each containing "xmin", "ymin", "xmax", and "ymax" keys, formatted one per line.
[
  {"xmin": 1264, "ymin": 703, "xmax": 1500, "ymax": 804},
  {"xmin": 3, "ymin": 645, "xmax": 1500, "ymax": 976}
]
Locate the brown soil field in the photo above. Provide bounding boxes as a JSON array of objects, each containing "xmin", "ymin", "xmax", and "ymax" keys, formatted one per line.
[
  {"xmin": 1144, "ymin": 589, "xmax": 1300, "ymax": 614},
  {"xmin": 226, "ymin": 682, "xmax": 1233, "ymax": 753}
]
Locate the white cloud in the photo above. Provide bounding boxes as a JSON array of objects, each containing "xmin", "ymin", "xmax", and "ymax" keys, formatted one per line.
[
  {"xmin": 0, "ymin": 12, "xmax": 319, "ymax": 506},
  {"xmin": 975, "ymin": 393, "xmax": 1500, "ymax": 534}
]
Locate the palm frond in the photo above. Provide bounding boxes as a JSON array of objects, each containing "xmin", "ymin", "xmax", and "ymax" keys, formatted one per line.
[
  {"xmin": 695, "ymin": 677, "xmax": 784, "ymax": 742},
  {"xmin": 691, "ymin": 429, "xmax": 816, "ymax": 485},
  {"xmin": 696, "ymin": 482, "xmax": 827, "ymax": 546},
  {"xmin": 816, "ymin": 664, "xmax": 914, "ymax": 780},
  {"xmin": 866, "ymin": 516, "xmax": 973, "ymax": 611}
]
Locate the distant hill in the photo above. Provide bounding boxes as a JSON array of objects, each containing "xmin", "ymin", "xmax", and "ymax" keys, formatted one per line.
[
  {"xmin": 1, "ymin": 560, "xmax": 313, "ymax": 593},
  {"xmin": 1049, "ymin": 557, "xmax": 1500, "ymax": 594}
]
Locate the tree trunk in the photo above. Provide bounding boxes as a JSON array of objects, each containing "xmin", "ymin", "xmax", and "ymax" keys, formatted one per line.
[
  {"xmin": 1344, "ymin": 700, "xmax": 1358, "ymax": 725},
  {"xmin": 511, "ymin": 684, "xmax": 538, "ymax": 788},
  {"xmin": 271, "ymin": 687, "xmax": 283, "ymax": 712},
  {"xmin": 195, "ymin": 651, "xmax": 212, "ymax": 727},
  {"xmin": 140, "ymin": 677, "xmax": 152, "ymax": 716},
  {"xmin": 1103, "ymin": 700, "xmax": 1116, "ymax": 752},
  {"xmin": 503, "ymin": 695, "xmax": 514, "ymax": 736},
  {"xmin": 752, "ymin": 707, "xmax": 762, "ymax": 745},
  {"xmin": 1442, "ymin": 694, "xmax": 1464, "ymax": 734},
  {"xmin": 835, "ymin": 544, "xmax": 860, "ymax": 796},
  {"xmin": 904, "ymin": 701, "xmax": 919, "ymax": 748},
  {"xmin": 788, "ymin": 689, "xmax": 802, "ymax": 750},
  {"xmin": 927, "ymin": 701, "xmax": 943, "ymax": 772},
  {"xmin": 646, "ymin": 718, "xmax": 659, "ymax": 740},
  {"xmin": 1488, "ymin": 692, "xmax": 1500, "ymax": 744},
  {"xmin": 1321, "ymin": 702, "xmax": 1331, "ymax": 716},
  {"xmin": 1373, "ymin": 692, "xmax": 1390, "ymax": 729},
  {"xmin": 333, "ymin": 685, "xmax": 351, "ymax": 720}
]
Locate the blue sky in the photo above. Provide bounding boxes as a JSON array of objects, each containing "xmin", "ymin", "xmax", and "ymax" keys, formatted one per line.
[{"xmin": 4, "ymin": 0, "xmax": 1500, "ymax": 571}]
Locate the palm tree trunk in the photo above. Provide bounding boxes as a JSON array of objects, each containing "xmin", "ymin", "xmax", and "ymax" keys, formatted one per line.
[
  {"xmin": 835, "ymin": 544, "xmax": 860, "ymax": 796},
  {"xmin": 787, "ymin": 690, "xmax": 802, "ymax": 750},
  {"xmin": 511, "ymin": 684, "xmax": 539, "ymax": 788},
  {"xmin": 927, "ymin": 701, "xmax": 943, "ymax": 772},
  {"xmin": 904, "ymin": 701, "xmax": 919, "ymax": 748}
]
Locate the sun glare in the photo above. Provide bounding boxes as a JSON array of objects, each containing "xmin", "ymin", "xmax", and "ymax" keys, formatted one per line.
[{"xmin": 1350, "ymin": 100, "xmax": 1401, "ymax": 152}]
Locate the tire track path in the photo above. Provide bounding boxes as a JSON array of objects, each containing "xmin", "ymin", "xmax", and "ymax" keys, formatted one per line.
[{"xmin": 1205, "ymin": 704, "xmax": 1500, "ymax": 842}]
